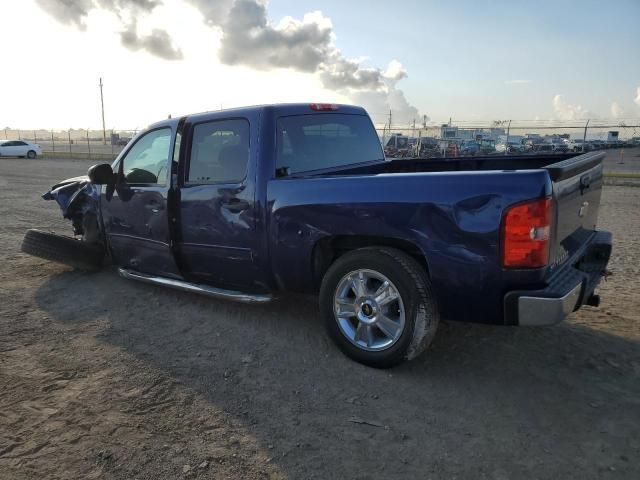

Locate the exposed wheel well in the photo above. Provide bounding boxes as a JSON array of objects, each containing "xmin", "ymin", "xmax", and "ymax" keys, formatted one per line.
[{"xmin": 312, "ymin": 235, "xmax": 429, "ymax": 290}]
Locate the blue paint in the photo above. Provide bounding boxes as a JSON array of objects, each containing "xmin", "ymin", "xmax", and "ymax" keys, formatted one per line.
[{"xmin": 43, "ymin": 104, "xmax": 610, "ymax": 325}]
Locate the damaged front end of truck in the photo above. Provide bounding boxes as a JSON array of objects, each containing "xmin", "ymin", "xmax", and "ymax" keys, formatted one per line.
[
  {"xmin": 21, "ymin": 164, "xmax": 114, "ymax": 270},
  {"xmin": 42, "ymin": 176, "xmax": 102, "ymax": 243}
]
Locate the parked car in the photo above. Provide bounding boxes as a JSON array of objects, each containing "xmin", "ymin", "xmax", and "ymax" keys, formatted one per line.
[
  {"xmin": 21, "ymin": 103, "xmax": 612, "ymax": 368},
  {"xmin": 567, "ymin": 139, "xmax": 591, "ymax": 152},
  {"xmin": 460, "ymin": 141, "xmax": 481, "ymax": 156},
  {"xmin": 413, "ymin": 137, "xmax": 440, "ymax": 157},
  {"xmin": 534, "ymin": 144, "xmax": 555, "ymax": 153},
  {"xmin": 553, "ymin": 142, "xmax": 570, "ymax": 153},
  {"xmin": 479, "ymin": 139, "xmax": 496, "ymax": 154},
  {"xmin": 384, "ymin": 134, "xmax": 412, "ymax": 158},
  {"xmin": 0, "ymin": 140, "xmax": 42, "ymax": 158},
  {"xmin": 496, "ymin": 141, "xmax": 524, "ymax": 153}
]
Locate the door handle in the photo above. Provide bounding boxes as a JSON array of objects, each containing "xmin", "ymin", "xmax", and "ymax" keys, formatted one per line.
[
  {"xmin": 222, "ymin": 198, "xmax": 250, "ymax": 213},
  {"xmin": 145, "ymin": 203, "xmax": 165, "ymax": 213}
]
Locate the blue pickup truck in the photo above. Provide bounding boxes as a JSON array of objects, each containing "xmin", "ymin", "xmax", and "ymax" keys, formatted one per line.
[{"xmin": 23, "ymin": 103, "xmax": 612, "ymax": 367}]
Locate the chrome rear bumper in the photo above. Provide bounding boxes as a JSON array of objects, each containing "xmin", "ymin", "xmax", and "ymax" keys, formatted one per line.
[{"xmin": 504, "ymin": 230, "xmax": 612, "ymax": 326}]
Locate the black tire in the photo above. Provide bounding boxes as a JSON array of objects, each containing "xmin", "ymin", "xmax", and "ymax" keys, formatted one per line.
[
  {"xmin": 319, "ymin": 247, "xmax": 439, "ymax": 368},
  {"xmin": 21, "ymin": 229, "xmax": 104, "ymax": 271},
  {"xmin": 27, "ymin": 150, "xmax": 37, "ymax": 159}
]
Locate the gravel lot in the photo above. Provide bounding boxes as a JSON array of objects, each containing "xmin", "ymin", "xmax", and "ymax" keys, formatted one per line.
[{"xmin": 1, "ymin": 156, "xmax": 639, "ymax": 479}]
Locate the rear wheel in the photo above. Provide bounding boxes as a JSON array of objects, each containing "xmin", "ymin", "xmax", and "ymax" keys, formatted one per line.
[
  {"xmin": 21, "ymin": 229, "xmax": 104, "ymax": 271},
  {"xmin": 319, "ymin": 247, "xmax": 439, "ymax": 368},
  {"xmin": 27, "ymin": 150, "xmax": 37, "ymax": 159}
]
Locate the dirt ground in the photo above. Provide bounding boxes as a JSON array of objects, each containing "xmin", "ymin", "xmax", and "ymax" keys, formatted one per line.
[{"xmin": 1, "ymin": 156, "xmax": 639, "ymax": 480}]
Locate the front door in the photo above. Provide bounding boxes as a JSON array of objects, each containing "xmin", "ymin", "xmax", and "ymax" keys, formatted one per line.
[
  {"xmin": 178, "ymin": 115, "xmax": 264, "ymax": 290},
  {"xmin": 101, "ymin": 125, "xmax": 182, "ymax": 278}
]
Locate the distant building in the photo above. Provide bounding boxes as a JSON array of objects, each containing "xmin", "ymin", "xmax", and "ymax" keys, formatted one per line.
[{"xmin": 440, "ymin": 125, "xmax": 505, "ymax": 142}]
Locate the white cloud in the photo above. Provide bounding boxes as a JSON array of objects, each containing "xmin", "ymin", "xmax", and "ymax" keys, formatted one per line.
[
  {"xmin": 34, "ymin": 0, "xmax": 426, "ymax": 125},
  {"xmin": 552, "ymin": 94, "xmax": 591, "ymax": 120},
  {"xmin": 610, "ymin": 101, "xmax": 624, "ymax": 118},
  {"xmin": 635, "ymin": 87, "xmax": 640, "ymax": 107},
  {"xmin": 383, "ymin": 60, "xmax": 408, "ymax": 82}
]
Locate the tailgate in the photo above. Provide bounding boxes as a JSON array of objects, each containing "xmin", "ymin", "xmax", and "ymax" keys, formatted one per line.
[{"xmin": 545, "ymin": 152, "xmax": 605, "ymax": 269}]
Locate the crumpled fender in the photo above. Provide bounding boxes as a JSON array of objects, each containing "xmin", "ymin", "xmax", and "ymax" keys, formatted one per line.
[{"xmin": 42, "ymin": 177, "xmax": 99, "ymax": 219}]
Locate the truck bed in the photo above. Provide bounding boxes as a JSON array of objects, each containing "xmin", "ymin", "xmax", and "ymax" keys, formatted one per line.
[
  {"xmin": 269, "ymin": 150, "xmax": 605, "ymax": 324},
  {"xmin": 319, "ymin": 152, "xmax": 604, "ymax": 183}
]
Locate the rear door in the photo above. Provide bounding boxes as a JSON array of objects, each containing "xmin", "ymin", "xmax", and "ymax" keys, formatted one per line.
[
  {"xmin": 101, "ymin": 124, "xmax": 182, "ymax": 278},
  {"xmin": 1, "ymin": 141, "xmax": 19, "ymax": 156},
  {"xmin": 177, "ymin": 113, "xmax": 264, "ymax": 289}
]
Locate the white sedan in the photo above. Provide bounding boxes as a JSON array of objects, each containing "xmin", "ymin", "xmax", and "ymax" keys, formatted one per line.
[{"xmin": 0, "ymin": 140, "xmax": 43, "ymax": 158}]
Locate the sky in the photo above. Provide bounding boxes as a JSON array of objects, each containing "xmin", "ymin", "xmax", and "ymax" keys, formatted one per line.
[{"xmin": 1, "ymin": 0, "xmax": 639, "ymax": 130}]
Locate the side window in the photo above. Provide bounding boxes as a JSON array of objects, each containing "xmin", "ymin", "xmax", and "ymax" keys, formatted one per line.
[
  {"xmin": 16, "ymin": 141, "xmax": 27, "ymax": 146},
  {"xmin": 121, "ymin": 128, "xmax": 172, "ymax": 185},
  {"xmin": 187, "ymin": 119, "xmax": 249, "ymax": 183}
]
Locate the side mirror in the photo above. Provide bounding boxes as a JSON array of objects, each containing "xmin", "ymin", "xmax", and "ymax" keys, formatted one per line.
[{"xmin": 87, "ymin": 163, "xmax": 114, "ymax": 185}]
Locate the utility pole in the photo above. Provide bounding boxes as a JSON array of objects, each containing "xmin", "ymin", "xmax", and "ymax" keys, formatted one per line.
[
  {"xmin": 582, "ymin": 119, "xmax": 590, "ymax": 152},
  {"xmin": 99, "ymin": 77, "xmax": 106, "ymax": 145},
  {"xmin": 388, "ymin": 110, "xmax": 392, "ymax": 134},
  {"xmin": 505, "ymin": 120, "xmax": 512, "ymax": 156}
]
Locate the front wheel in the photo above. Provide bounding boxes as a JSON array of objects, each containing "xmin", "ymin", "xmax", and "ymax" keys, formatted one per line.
[
  {"xmin": 21, "ymin": 229, "xmax": 104, "ymax": 271},
  {"xmin": 27, "ymin": 150, "xmax": 37, "ymax": 159},
  {"xmin": 319, "ymin": 247, "xmax": 439, "ymax": 368}
]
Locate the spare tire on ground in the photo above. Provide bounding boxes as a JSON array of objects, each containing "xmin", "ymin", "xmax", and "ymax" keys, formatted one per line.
[{"xmin": 21, "ymin": 229, "xmax": 104, "ymax": 271}]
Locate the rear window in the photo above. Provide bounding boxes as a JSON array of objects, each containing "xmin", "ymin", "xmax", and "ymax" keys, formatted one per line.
[{"xmin": 276, "ymin": 114, "xmax": 383, "ymax": 175}]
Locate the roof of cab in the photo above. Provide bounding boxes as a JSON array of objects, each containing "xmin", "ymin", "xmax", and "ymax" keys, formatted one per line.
[
  {"xmin": 188, "ymin": 103, "xmax": 367, "ymax": 123},
  {"xmin": 146, "ymin": 103, "xmax": 368, "ymax": 131}
]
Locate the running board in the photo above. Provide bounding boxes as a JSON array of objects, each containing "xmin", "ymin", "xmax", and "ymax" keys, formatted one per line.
[{"xmin": 118, "ymin": 268, "xmax": 273, "ymax": 304}]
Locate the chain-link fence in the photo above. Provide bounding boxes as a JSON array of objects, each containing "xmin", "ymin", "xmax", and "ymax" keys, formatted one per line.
[
  {"xmin": 3, "ymin": 120, "xmax": 640, "ymax": 163},
  {"xmin": 374, "ymin": 119, "xmax": 640, "ymax": 159},
  {"xmin": 1, "ymin": 128, "xmax": 139, "ymax": 160}
]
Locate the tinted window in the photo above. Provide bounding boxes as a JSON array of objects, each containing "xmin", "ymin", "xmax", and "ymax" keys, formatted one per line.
[
  {"xmin": 121, "ymin": 128, "xmax": 171, "ymax": 184},
  {"xmin": 276, "ymin": 114, "xmax": 383, "ymax": 175},
  {"xmin": 187, "ymin": 119, "xmax": 249, "ymax": 183},
  {"xmin": 16, "ymin": 141, "xmax": 27, "ymax": 146}
]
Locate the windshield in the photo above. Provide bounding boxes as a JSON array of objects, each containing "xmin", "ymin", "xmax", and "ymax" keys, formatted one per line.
[{"xmin": 276, "ymin": 114, "xmax": 384, "ymax": 175}]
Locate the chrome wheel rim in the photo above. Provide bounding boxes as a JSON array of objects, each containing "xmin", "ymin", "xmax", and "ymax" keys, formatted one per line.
[{"xmin": 333, "ymin": 269, "xmax": 405, "ymax": 351}]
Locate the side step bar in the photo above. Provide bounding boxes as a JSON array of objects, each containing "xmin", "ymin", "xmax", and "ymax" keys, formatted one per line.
[{"xmin": 118, "ymin": 268, "xmax": 273, "ymax": 304}]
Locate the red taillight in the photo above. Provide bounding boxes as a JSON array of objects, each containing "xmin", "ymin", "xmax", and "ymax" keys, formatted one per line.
[
  {"xmin": 502, "ymin": 197, "xmax": 552, "ymax": 268},
  {"xmin": 310, "ymin": 103, "xmax": 339, "ymax": 111}
]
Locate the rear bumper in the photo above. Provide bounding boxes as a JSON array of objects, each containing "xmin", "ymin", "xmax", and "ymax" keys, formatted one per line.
[{"xmin": 504, "ymin": 230, "xmax": 612, "ymax": 326}]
